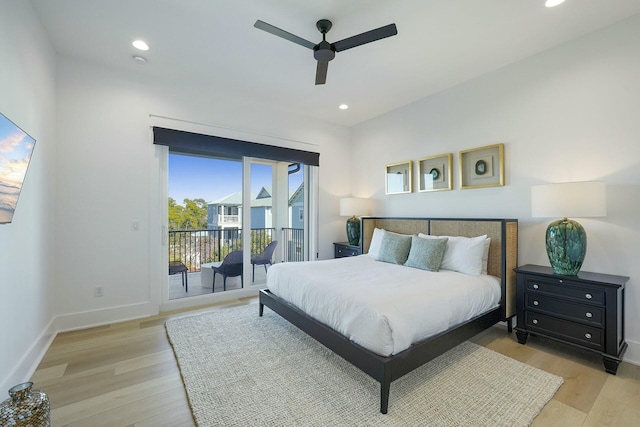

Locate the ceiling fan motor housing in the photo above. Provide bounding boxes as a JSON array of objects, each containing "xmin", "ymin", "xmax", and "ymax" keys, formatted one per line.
[{"xmin": 314, "ymin": 41, "xmax": 335, "ymax": 62}]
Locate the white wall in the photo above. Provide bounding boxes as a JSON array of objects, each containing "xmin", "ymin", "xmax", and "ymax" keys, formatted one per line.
[
  {"xmin": 52, "ymin": 56, "xmax": 351, "ymax": 326},
  {"xmin": 0, "ymin": 2, "xmax": 57, "ymax": 392},
  {"xmin": 351, "ymin": 15, "xmax": 640, "ymax": 364}
]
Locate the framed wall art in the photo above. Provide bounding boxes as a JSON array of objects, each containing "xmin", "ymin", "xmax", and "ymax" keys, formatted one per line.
[
  {"xmin": 418, "ymin": 153, "xmax": 452, "ymax": 192},
  {"xmin": 0, "ymin": 112, "xmax": 36, "ymax": 224},
  {"xmin": 459, "ymin": 143, "xmax": 504, "ymax": 189},
  {"xmin": 385, "ymin": 161, "xmax": 412, "ymax": 194}
]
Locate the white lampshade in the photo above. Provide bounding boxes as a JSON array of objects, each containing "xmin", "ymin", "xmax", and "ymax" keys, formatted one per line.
[
  {"xmin": 531, "ymin": 182, "xmax": 606, "ymax": 218},
  {"xmin": 339, "ymin": 198, "xmax": 370, "ymax": 217}
]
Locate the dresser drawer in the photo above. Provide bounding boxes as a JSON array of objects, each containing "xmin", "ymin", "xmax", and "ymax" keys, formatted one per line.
[
  {"xmin": 525, "ymin": 293, "xmax": 604, "ymax": 327},
  {"xmin": 334, "ymin": 243, "xmax": 362, "ymax": 258},
  {"xmin": 525, "ymin": 311, "xmax": 603, "ymax": 351},
  {"xmin": 336, "ymin": 247, "xmax": 359, "ymax": 257},
  {"xmin": 526, "ymin": 278, "xmax": 604, "ymax": 305}
]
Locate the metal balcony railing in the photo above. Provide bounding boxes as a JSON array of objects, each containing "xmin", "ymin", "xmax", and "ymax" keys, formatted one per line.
[
  {"xmin": 168, "ymin": 227, "xmax": 303, "ymax": 273},
  {"xmin": 282, "ymin": 227, "xmax": 304, "ymax": 262}
]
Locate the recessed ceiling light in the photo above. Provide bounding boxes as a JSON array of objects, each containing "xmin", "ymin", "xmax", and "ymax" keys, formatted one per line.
[
  {"xmin": 132, "ymin": 40, "xmax": 149, "ymax": 51},
  {"xmin": 339, "ymin": 104, "xmax": 349, "ymax": 110},
  {"xmin": 545, "ymin": 0, "xmax": 566, "ymax": 7},
  {"xmin": 132, "ymin": 55, "xmax": 147, "ymax": 64}
]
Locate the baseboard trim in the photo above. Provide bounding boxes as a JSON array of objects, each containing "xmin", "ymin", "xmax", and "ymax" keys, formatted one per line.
[
  {"xmin": 0, "ymin": 317, "xmax": 56, "ymax": 394},
  {"xmin": 624, "ymin": 338, "xmax": 640, "ymax": 367},
  {"xmin": 54, "ymin": 301, "xmax": 158, "ymax": 333}
]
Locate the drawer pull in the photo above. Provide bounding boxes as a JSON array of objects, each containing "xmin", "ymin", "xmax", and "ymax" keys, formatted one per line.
[
  {"xmin": 585, "ymin": 293, "xmax": 592, "ymax": 300},
  {"xmin": 533, "ymin": 284, "xmax": 539, "ymax": 290},
  {"xmin": 585, "ymin": 333, "xmax": 592, "ymax": 339},
  {"xmin": 533, "ymin": 300, "xmax": 539, "ymax": 306},
  {"xmin": 532, "ymin": 319, "xmax": 538, "ymax": 325},
  {"xmin": 586, "ymin": 312, "xmax": 593, "ymax": 318}
]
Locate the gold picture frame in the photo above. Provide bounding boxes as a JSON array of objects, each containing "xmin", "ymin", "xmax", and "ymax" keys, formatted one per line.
[
  {"xmin": 418, "ymin": 153, "xmax": 452, "ymax": 192},
  {"xmin": 459, "ymin": 143, "xmax": 505, "ymax": 189},
  {"xmin": 385, "ymin": 161, "xmax": 412, "ymax": 194}
]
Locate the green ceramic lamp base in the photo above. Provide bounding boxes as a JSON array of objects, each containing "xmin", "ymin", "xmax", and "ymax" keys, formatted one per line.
[
  {"xmin": 346, "ymin": 216, "xmax": 360, "ymax": 246},
  {"xmin": 546, "ymin": 217, "xmax": 587, "ymax": 275}
]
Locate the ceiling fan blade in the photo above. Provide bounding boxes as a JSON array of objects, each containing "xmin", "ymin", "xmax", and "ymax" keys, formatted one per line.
[
  {"xmin": 254, "ymin": 20, "xmax": 316, "ymax": 50},
  {"xmin": 315, "ymin": 61, "xmax": 328, "ymax": 85},
  {"xmin": 332, "ymin": 23, "xmax": 397, "ymax": 52}
]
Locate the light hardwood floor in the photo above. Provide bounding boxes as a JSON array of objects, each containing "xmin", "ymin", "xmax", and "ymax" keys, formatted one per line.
[{"xmin": 31, "ymin": 298, "xmax": 640, "ymax": 426}]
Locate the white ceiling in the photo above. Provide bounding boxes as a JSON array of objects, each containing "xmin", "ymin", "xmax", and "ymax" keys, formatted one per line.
[{"xmin": 30, "ymin": 0, "xmax": 640, "ymax": 127}]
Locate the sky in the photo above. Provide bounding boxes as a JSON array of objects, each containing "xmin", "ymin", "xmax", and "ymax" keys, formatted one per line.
[{"xmin": 168, "ymin": 153, "xmax": 303, "ymax": 205}]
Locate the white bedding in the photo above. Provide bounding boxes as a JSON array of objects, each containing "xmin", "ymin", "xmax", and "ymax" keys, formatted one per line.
[{"xmin": 266, "ymin": 255, "xmax": 501, "ymax": 356}]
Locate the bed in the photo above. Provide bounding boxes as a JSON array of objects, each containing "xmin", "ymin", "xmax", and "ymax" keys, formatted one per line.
[{"xmin": 259, "ymin": 217, "xmax": 518, "ymax": 413}]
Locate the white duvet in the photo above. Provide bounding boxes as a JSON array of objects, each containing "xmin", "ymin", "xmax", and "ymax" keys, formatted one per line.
[{"xmin": 266, "ymin": 255, "xmax": 501, "ymax": 356}]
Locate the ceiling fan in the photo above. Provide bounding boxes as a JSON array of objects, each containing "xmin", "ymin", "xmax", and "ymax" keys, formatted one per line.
[{"xmin": 254, "ymin": 19, "xmax": 398, "ymax": 85}]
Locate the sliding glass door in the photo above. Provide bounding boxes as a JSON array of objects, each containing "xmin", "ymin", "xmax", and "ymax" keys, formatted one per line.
[
  {"xmin": 167, "ymin": 153, "xmax": 245, "ymax": 299},
  {"xmin": 166, "ymin": 152, "xmax": 312, "ymax": 300}
]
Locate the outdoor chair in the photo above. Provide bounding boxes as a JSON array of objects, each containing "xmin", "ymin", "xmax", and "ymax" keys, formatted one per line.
[
  {"xmin": 168, "ymin": 260, "xmax": 188, "ymax": 292},
  {"xmin": 212, "ymin": 250, "xmax": 243, "ymax": 292},
  {"xmin": 251, "ymin": 240, "xmax": 278, "ymax": 282}
]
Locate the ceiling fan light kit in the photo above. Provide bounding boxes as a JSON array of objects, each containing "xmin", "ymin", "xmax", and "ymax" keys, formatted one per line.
[
  {"xmin": 254, "ymin": 18, "xmax": 397, "ymax": 85},
  {"xmin": 545, "ymin": 0, "xmax": 566, "ymax": 7}
]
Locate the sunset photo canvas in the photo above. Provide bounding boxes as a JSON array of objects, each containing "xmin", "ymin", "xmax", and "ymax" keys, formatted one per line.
[{"xmin": 0, "ymin": 112, "xmax": 36, "ymax": 224}]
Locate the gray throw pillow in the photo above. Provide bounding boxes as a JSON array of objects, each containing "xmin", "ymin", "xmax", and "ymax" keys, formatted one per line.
[
  {"xmin": 376, "ymin": 231, "xmax": 412, "ymax": 264},
  {"xmin": 404, "ymin": 235, "xmax": 448, "ymax": 271}
]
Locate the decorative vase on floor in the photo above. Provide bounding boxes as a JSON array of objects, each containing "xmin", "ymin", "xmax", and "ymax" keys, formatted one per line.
[{"xmin": 0, "ymin": 382, "xmax": 50, "ymax": 427}]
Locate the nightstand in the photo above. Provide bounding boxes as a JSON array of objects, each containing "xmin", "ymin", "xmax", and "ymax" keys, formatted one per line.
[
  {"xmin": 333, "ymin": 242, "xmax": 362, "ymax": 258},
  {"xmin": 514, "ymin": 264, "xmax": 628, "ymax": 374}
]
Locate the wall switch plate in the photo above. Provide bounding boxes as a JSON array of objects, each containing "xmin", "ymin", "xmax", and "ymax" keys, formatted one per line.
[
  {"xmin": 95, "ymin": 286, "xmax": 104, "ymax": 297},
  {"xmin": 132, "ymin": 221, "xmax": 140, "ymax": 231}
]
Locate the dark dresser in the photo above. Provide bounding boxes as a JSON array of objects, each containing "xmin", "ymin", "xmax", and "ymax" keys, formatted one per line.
[
  {"xmin": 333, "ymin": 242, "xmax": 362, "ymax": 258},
  {"xmin": 514, "ymin": 264, "xmax": 628, "ymax": 374}
]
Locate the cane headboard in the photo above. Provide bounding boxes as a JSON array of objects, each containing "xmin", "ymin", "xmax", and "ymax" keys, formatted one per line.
[{"xmin": 361, "ymin": 217, "xmax": 518, "ymax": 321}]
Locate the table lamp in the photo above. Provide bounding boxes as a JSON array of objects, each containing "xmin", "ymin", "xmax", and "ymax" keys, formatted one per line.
[
  {"xmin": 339, "ymin": 198, "xmax": 370, "ymax": 246},
  {"xmin": 531, "ymin": 181, "xmax": 606, "ymax": 275}
]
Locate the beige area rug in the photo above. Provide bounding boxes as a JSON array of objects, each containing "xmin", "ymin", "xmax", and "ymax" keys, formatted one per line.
[{"xmin": 166, "ymin": 304, "xmax": 563, "ymax": 426}]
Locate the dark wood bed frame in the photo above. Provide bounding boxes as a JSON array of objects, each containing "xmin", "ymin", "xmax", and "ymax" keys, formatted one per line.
[{"xmin": 259, "ymin": 217, "xmax": 518, "ymax": 414}]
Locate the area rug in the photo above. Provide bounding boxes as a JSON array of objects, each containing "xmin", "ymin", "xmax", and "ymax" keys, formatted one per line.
[{"xmin": 165, "ymin": 304, "xmax": 563, "ymax": 426}]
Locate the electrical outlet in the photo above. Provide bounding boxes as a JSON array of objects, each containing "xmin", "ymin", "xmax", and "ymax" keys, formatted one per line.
[
  {"xmin": 95, "ymin": 286, "xmax": 104, "ymax": 297},
  {"xmin": 132, "ymin": 221, "xmax": 140, "ymax": 231}
]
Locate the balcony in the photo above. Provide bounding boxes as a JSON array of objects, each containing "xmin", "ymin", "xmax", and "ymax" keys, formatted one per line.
[
  {"xmin": 168, "ymin": 227, "xmax": 304, "ymax": 299},
  {"xmin": 218, "ymin": 214, "xmax": 239, "ymax": 224}
]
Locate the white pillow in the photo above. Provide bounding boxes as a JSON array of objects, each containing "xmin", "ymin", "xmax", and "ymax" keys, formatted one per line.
[
  {"xmin": 367, "ymin": 228, "xmax": 385, "ymax": 258},
  {"xmin": 481, "ymin": 237, "xmax": 491, "ymax": 275},
  {"xmin": 418, "ymin": 233, "xmax": 488, "ymax": 276}
]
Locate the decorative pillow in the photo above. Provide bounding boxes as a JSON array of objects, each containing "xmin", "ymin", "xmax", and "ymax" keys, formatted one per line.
[
  {"xmin": 376, "ymin": 231, "xmax": 412, "ymax": 265},
  {"xmin": 367, "ymin": 228, "xmax": 385, "ymax": 258},
  {"xmin": 418, "ymin": 233, "xmax": 488, "ymax": 276},
  {"xmin": 404, "ymin": 235, "xmax": 448, "ymax": 271}
]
